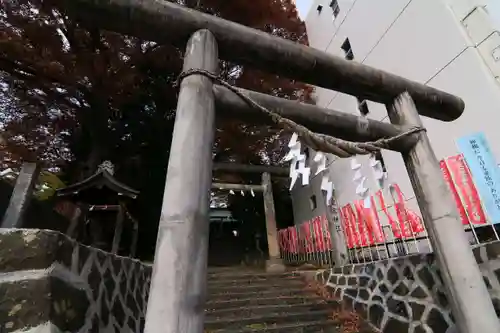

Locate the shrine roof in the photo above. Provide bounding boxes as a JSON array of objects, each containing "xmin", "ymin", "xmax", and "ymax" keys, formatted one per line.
[{"xmin": 55, "ymin": 169, "xmax": 139, "ymax": 199}]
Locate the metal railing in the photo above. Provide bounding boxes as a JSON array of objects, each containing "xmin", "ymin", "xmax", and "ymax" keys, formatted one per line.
[
  {"xmin": 278, "ymin": 154, "xmax": 499, "ymax": 266},
  {"xmin": 278, "ymin": 215, "xmax": 335, "ymax": 266}
]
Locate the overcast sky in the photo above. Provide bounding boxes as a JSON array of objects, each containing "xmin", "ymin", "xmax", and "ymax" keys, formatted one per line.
[{"xmin": 296, "ymin": 0, "xmax": 312, "ymax": 19}]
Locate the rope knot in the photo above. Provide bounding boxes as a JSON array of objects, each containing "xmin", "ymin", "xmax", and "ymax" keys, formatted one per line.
[{"xmin": 175, "ymin": 68, "xmax": 218, "ymax": 88}]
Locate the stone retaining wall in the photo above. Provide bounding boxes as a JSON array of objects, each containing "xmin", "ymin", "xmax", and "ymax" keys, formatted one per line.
[
  {"xmin": 311, "ymin": 241, "xmax": 500, "ymax": 333},
  {"xmin": 0, "ymin": 229, "xmax": 151, "ymax": 333}
]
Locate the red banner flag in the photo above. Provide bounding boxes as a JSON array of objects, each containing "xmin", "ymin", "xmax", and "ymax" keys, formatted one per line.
[
  {"xmin": 300, "ymin": 222, "xmax": 314, "ymax": 253},
  {"xmin": 391, "ymin": 184, "xmax": 425, "ymax": 237},
  {"xmin": 288, "ymin": 227, "xmax": 298, "ymax": 254},
  {"xmin": 441, "ymin": 159, "xmax": 469, "ymax": 225},
  {"xmin": 341, "ymin": 204, "xmax": 362, "ymax": 248},
  {"xmin": 361, "ymin": 197, "xmax": 385, "ymax": 244},
  {"xmin": 447, "ymin": 155, "xmax": 487, "ymax": 225},
  {"xmin": 321, "ymin": 215, "xmax": 332, "ymax": 250},
  {"xmin": 278, "ymin": 229, "xmax": 288, "ymax": 253},
  {"xmin": 340, "ymin": 206, "xmax": 355, "ymax": 248},
  {"xmin": 312, "ymin": 216, "xmax": 327, "ymax": 252},
  {"xmin": 354, "ymin": 201, "xmax": 369, "ymax": 247},
  {"xmin": 376, "ymin": 190, "xmax": 402, "ymax": 238}
]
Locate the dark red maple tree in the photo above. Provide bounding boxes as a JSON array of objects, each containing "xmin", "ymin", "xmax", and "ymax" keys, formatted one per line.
[
  {"xmin": 0, "ymin": 0, "xmax": 312, "ymax": 257},
  {"xmin": 0, "ymin": 0, "xmax": 311, "ymax": 175}
]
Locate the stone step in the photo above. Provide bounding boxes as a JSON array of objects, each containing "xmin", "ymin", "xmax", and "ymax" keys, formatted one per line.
[
  {"xmin": 208, "ymin": 279, "xmax": 304, "ymax": 293},
  {"xmin": 204, "ymin": 309, "xmax": 334, "ymax": 331},
  {"xmin": 208, "ymin": 272, "xmax": 301, "ymax": 282},
  {"xmin": 208, "ymin": 271, "xmax": 299, "ymax": 282},
  {"xmin": 205, "ymin": 319, "xmax": 340, "ymax": 332},
  {"xmin": 206, "ymin": 302, "xmax": 331, "ymax": 319},
  {"xmin": 206, "ymin": 295, "xmax": 326, "ymax": 310},
  {"xmin": 209, "ymin": 287, "xmax": 306, "ymax": 302},
  {"xmin": 207, "ymin": 267, "xmax": 255, "ymax": 274}
]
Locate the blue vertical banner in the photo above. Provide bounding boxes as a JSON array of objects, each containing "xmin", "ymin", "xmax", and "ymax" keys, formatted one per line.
[{"xmin": 457, "ymin": 132, "xmax": 500, "ymax": 224}]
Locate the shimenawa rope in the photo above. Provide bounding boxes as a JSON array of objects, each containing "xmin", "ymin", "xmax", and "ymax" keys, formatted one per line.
[{"xmin": 176, "ymin": 69, "xmax": 424, "ymax": 158}]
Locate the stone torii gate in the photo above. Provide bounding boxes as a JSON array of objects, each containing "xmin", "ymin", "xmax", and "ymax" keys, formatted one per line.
[
  {"xmin": 212, "ymin": 162, "xmax": 289, "ymax": 272},
  {"xmin": 54, "ymin": 1, "xmax": 500, "ymax": 333}
]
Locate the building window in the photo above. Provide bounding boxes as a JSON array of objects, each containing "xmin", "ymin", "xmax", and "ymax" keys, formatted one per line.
[
  {"xmin": 341, "ymin": 38, "xmax": 369, "ymax": 115},
  {"xmin": 341, "ymin": 38, "xmax": 354, "ymax": 60},
  {"xmin": 330, "ymin": 0, "xmax": 340, "ymax": 18},
  {"xmin": 310, "ymin": 195, "xmax": 317, "ymax": 210},
  {"xmin": 317, "ymin": 4, "xmax": 323, "ymax": 13},
  {"xmin": 358, "ymin": 99, "xmax": 369, "ymax": 116}
]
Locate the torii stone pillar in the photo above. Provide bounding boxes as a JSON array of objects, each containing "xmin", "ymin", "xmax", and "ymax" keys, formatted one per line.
[
  {"xmin": 1, "ymin": 163, "xmax": 40, "ymax": 228},
  {"xmin": 262, "ymin": 172, "xmax": 285, "ymax": 272}
]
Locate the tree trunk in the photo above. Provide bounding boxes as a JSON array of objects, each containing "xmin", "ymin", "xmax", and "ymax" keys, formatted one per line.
[{"xmin": 79, "ymin": 90, "xmax": 111, "ymax": 177}]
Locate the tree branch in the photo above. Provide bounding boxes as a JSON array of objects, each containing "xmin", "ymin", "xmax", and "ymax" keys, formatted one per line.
[{"xmin": 0, "ymin": 55, "xmax": 91, "ymax": 97}]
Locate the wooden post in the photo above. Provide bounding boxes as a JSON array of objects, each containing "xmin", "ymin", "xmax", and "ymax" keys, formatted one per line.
[
  {"xmin": 388, "ymin": 92, "xmax": 500, "ymax": 333},
  {"xmin": 111, "ymin": 206, "xmax": 124, "ymax": 254},
  {"xmin": 1, "ymin": 163, "xmax": 40, "ymax": 228},
  {"xmin": 130, "ymin": 221, "xmax": 139, "ymax": 258},
  {"xmin": 262, "ymin": 172, "xmax": 285, "ymax": 272},
  {"xmin": 144, "ymin": 29, "xmax": 218, "ymax": 333},
  {"xmin": 322, "ymin": 194, "xmax": 347, "ymax": 266},
  {"xmin": 66, "ymin": 206, "xmax": 82, "ymax": 238}
]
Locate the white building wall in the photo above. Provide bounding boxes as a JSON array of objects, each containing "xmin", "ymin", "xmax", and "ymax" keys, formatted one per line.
[{"xmin": 292, "ymin": 0, "xmax": 500, "ymax": 233}]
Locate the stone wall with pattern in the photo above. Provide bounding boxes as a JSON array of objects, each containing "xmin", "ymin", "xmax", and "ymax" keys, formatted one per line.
[
  {"xmin": 311, "ymin": 241, "xmax": 500, "ymax": 333},
  {"xmin": 0, "ymin": 229, "xmax": 151, "ymax": 333}
]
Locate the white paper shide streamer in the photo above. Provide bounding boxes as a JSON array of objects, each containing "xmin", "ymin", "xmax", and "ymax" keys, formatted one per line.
[
  {"xmin": 351, "ymin": 158, "xmax": 369, "ymax": 200},
  {"xmin": 285, "ymin": 133, "xmax": 334, "ymax": 205},
  {"xmin": 370, "ymin": 155, "xmax": 387, "ymax": 190},
  {"xmin": 282, "ymin": 133, "xmax": 389, "ymax": 212},
  {"xmin": 284, "ymin": 133, "xmax": 307, "ymax": 190}
]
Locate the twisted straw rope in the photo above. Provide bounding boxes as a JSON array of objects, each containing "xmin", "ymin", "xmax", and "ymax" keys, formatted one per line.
[{"xmin": 177, "ymin": 69, "xmax": 424, "ymax": 158}]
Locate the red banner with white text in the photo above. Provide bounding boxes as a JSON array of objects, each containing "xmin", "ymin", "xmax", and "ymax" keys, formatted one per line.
[
  {"xmin": 340, "ymin": 184, "xmax": 425, "ymax": 248},
  {"xmin": 440, "ymin": 154, "xmax": 486, "ymax": 225},
  {"xmin": 278, "ymin": 215, "xmax": 334, "ymax": 256}
]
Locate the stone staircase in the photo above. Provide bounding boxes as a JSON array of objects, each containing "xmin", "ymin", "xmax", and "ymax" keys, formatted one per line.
[{"xmin": 204, "ymin": 268, "xmax": 371, "ymax": 332}]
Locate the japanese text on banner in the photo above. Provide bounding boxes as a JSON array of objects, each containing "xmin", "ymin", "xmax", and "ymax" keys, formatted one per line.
[{"xmin": 457, "ymin": 133, "xmax": 500, "ymax": 224}]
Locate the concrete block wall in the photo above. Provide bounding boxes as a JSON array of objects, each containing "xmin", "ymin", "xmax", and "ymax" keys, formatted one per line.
[
  {"xmin": 310, "ymin": 241, "xmax": 500, "ymax": 333},
  {"xmin": 0, "ymin": 229, "xmax": 151, "ymax": 333}
]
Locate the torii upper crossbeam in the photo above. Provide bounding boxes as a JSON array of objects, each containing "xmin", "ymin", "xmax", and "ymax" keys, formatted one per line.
[{"xmin": 56, "ymin": 0, "xmax": 463, "ymax": 121}]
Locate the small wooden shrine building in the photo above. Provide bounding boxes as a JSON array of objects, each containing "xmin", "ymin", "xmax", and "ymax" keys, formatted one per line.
[{"xmin": 55, "ymin": 161, "xmax": 140, "ymax": 256}]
